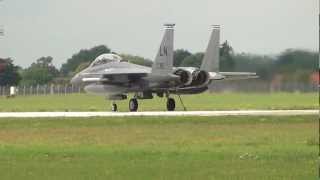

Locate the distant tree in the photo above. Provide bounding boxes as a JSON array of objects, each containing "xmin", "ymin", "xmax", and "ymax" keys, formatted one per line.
[
  {"xmin": 220, "ymin": 41, "xmax": 235, "ymax": 71},
  {"xmin": 273, "ymin": 49, "xmax": 317, "ymax": 83},
  {"xmin": 121, "ymin": 54, "xmax": 153, "ymax": 67},
  {"xmin": 174, "ymin": 49, "xmax": 192, "ymax": 67},
  {"xmin": 21, "ymin": 56, "xmax": 59, "ymax": 86},
  {"xmin": 275, "ymin": 49, "xmax": 317, "ymax": 73},
  {"xmin": 34, "ymin": 56, "xmax": 53, "ymax": 67},
  {"xmin": 180, "ymin": 53, "xmax": 204, "ymax": 67},
  {"xmin": 232, "ymin": 49, "xmax": 317, "ymax": 83},
  {"xmin": 0, "ymin": 58, "xmax": 21, "ymax": 86},
  {"xmin": 74, "ymin": 62, "xmax": 91, "ymax": 74},
  {"xmin": 233, "ymin": 53, "xmax": 275, "ymax": 81},
  {"xmin": 61, "ymin": 45, "xmax": 111, "ymax": 75}
]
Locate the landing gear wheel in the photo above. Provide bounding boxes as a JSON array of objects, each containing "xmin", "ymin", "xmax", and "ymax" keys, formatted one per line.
[
  {"xmin": 167, "ymin": 98, "xmax": 176, "ymax": 111},
  {"xmin": 111, "ymin": 103, "xmax": 118, "ymax": 112},
  {"xmin": 129, "ymin": 98, "xmax": 138, "ymax": 112}
]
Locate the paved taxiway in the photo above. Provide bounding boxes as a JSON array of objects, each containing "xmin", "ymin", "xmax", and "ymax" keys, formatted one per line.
[{"xmin": 0, "ymin": 110, "xmax": 317, "ymax": 118}]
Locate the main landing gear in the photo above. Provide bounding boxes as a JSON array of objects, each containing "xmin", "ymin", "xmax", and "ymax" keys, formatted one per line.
[
  {"xmin": 166, "ymin": 98, "xmax": 175, "ymax": 111},
  {"xmin": 129, "ymin": 98, "xmax": 138, "ymax": 112},
  {"xmin": 110, "ymin": 94, "xmax": 178, "ymax": 112}
]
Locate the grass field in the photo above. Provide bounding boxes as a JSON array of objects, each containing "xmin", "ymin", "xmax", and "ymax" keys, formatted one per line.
[
  {"xmin": 0, "ymin": 92, "xmax": 317, "ymax": 112},
  {"xmin": 0, "ymin": 115, "xmax": 317, "ymax": 179}
]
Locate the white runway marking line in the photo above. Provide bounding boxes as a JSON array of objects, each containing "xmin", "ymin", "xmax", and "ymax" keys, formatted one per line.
[{"xmin": 0, "ymin": 110, "xmax": 318, "ymax": 118}]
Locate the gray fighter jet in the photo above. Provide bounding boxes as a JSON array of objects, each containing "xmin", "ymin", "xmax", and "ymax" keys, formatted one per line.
[{"xmin": 71, "ymin": 24, "xmax": 257, "ymax": 112}]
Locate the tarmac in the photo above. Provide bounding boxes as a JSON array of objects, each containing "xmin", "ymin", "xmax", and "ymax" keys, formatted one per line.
[{"xmin": 0, "ymin": 110, "xmax": 317, "ymax": 118}]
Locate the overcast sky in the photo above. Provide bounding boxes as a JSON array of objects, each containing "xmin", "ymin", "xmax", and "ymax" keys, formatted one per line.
[{"xmin": 0, "ymin": 0, "xmax": 318, "ymax": 68}]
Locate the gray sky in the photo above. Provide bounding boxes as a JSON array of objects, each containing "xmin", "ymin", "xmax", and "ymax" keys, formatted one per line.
[{"xmin": 0, "ymin": 0, "xmax": 318, "ymax": 68}]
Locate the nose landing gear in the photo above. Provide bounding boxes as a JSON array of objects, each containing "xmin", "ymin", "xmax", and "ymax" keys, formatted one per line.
[{"xmin": 111, "ymin": 102, "xmax": 118, "ymax": 112}]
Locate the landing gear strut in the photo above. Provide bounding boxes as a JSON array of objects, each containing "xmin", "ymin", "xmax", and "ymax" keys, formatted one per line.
[
  {"xmin": 129, "ymin": 98, "xmax": 138, "ymax": 112},
  {"xmin": 166, "ymin": 98, "xmax": 176, "ymax": 111}
]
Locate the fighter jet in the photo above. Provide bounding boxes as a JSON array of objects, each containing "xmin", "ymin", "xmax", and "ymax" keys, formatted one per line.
[{"xmin": 71, "ymin": 24, "xmax": 257, "ymax": 112}]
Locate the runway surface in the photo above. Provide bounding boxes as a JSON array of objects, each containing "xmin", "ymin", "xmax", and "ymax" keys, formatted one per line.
[{"xmin": 0, "ymin": 110, "xmax": 317, "ymax": 118}]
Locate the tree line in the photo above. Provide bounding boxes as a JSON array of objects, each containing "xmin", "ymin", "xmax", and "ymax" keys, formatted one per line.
[{"xmin": 0, "ymin": 42, "xmax": 318, "ymax": 86}]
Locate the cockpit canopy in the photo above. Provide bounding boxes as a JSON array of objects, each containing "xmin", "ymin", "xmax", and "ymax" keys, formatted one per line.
[{"xmin": 90, "ymin": 54, "xmax": 122, "ymax": 67}]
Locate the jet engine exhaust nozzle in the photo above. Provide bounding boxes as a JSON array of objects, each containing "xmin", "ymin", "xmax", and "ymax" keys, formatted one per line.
[
  {"xmin": 173, "ymin": 69, "xmax": 193, "ymax": 86},
  {"xmin": 191, "ymin": 70, "xmax": 210, "ymax": 87}
]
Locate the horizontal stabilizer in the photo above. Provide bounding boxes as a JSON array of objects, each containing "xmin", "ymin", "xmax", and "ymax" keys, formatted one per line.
[{"xmin": 219, "ymin": 72, "xmax": 259, "ymax": 81}]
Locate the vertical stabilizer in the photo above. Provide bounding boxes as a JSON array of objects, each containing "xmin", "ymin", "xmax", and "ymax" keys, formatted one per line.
[
  {"xmin": 151, "ymin": 24, "xmax": 175, "ymax": 74},
  {"xmin": 200, "ymin": 25, "xmax": 220, "ymax": 72}
]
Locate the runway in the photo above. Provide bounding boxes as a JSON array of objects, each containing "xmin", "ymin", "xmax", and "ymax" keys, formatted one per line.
[{"xmin": 0, "ymin": 110, "xmax": 317, "ymax": 118}]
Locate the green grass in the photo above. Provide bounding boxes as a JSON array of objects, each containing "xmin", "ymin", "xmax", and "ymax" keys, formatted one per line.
[
  {"xmin": 0, "ymin": 116, "xmax": 318, "ymax": 179},
  {"xmin": 0, "ymin": 92, "xmax": 317, "ymax": 112}
]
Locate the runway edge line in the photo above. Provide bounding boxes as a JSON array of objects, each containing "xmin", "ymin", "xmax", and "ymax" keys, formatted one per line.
[{"xmin": 0, "ymin": 110, "xmax": 318, "ymax": 118}]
